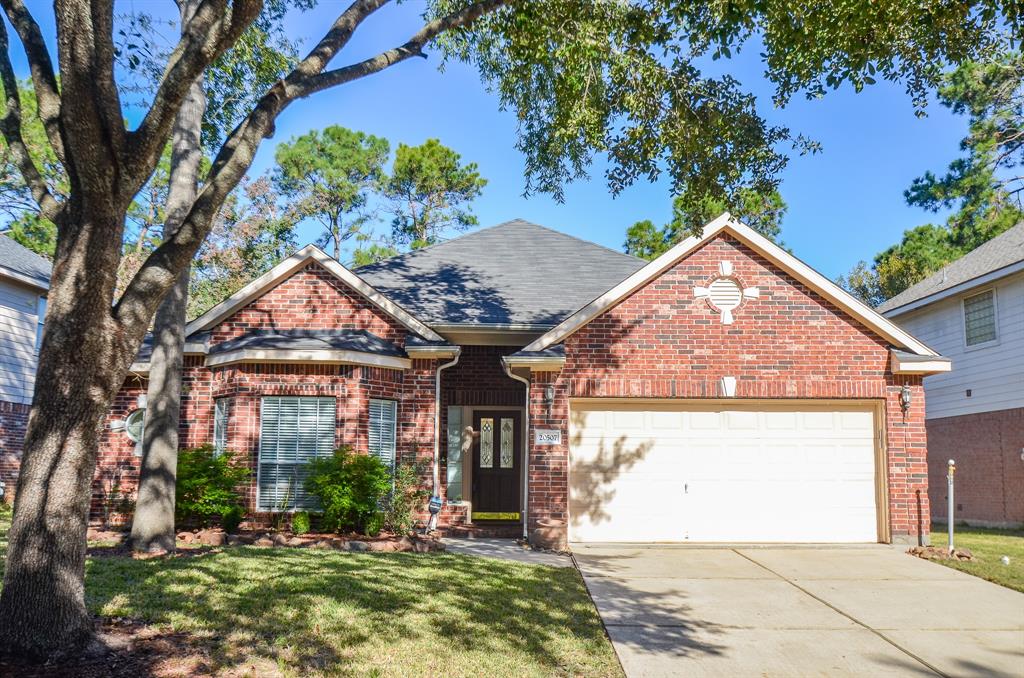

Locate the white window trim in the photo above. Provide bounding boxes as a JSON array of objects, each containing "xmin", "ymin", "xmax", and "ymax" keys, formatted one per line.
[
  {"xmin": 962, "ymin": 288, "xmax": 999, "ymax": 351},
  {"xmin": 368, "ymin": 398, "xmax": 398, "ymax": 473},
  {"xmin": 35, "ymin": 296, "xmax": 46, "ymax": 354},
  {"xmin": 213, "ymin": 397, "xmax": 229, "ymax": 456},
  {"xmin": 255, "ymin": 395, "xmax": 337, "ymax": 512}
]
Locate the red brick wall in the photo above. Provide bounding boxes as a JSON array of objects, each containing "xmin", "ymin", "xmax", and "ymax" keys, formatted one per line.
[
  {"xmin": 926, "ymin": 408, "xmax": 1024, "ymax": 527},
  {"xmin": 209, "ymin": 262, "xmax": 407, "ymax": 345},
  {"xmin": 525, "ymin": 234, "xmax": 930, "ymax": 544},
  {"xmin": 0, "ymin": 400, "xmax": 30, "ymax": 504},
  {"xmin": 93, "ymin": 260, "xmax": 440, "ymax": 522}
]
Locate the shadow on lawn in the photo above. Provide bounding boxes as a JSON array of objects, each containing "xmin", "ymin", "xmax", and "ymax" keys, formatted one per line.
[{"xmin": 83, "ymin": 547, "xmax": 618, "ymax": 676}]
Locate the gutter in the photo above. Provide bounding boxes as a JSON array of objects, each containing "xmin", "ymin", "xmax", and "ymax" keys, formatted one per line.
[
  {"xmin": 502, "ymin": 358, "xmax": 531, "ymax": 540},
  {"xmin": 430, "ymin": 348, "xmax": 461, "ymax": 531}
]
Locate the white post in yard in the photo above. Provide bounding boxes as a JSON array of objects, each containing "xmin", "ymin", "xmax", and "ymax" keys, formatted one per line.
[{"xmin": 947, "ymin": 459, "xmax": 956, "ymax": 554}]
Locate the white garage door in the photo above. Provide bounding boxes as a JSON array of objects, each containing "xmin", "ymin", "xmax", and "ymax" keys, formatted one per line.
[{"xmin": 569, "ymin": 402, "xmax": 880, "ymax": 543}]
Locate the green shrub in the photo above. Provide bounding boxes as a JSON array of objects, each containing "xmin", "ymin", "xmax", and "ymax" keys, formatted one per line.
[
  {"xmin": 221, "ymin": 505, "xmax": 245, "ymax": 533},
  {"xmin": 304, "ymin": 446, "xmax": 392, "ymax": 533},
  {"xmin": 365, "ymin": 512, "xmax": 384, "ymax": 537},
  {"xmin": 292, "ymin": 510, "xmax": 311, "ymax": 535},
  {"xmin": 176, "ymin": 445, "xmax": 249, "ymax": 528},
  {"xmin": 382, "ymin": 464, "xmax": 429, "ymax": 534}
]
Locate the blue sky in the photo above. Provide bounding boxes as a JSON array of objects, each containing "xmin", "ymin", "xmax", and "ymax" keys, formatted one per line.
[{"xmin": 16, "ymin": 1, "xmax": 967, "ymax": 279}]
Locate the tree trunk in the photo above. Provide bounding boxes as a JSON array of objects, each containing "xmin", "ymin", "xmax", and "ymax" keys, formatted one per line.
[
  {"xmin": 130, "ymin": 0, "xmax": 206, "ymax": 554},
  {"xmin": 0, "ymin": 203, "xmax": 137, "ymax": 658}
]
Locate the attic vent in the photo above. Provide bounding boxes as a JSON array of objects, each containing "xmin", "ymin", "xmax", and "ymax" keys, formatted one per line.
[{"xmin": 707, "ymin": 278, "xmax": 743, "ymax": 313}]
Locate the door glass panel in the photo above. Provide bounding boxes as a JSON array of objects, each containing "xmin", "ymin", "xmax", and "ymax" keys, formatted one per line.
[
  {"xmin": 480, "ymin": 418, "xmax": 494, "ymax": 467},
  {"xmin": 500, "ymin": 418, "xmax": 514, "ymax": 468}
]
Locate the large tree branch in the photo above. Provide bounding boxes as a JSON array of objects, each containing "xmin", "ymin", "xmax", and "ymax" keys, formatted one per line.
[
  {"xmin": 299, "ymin": 0, "xmax": 511, "ymax": 98},
  {"xmin": 115, "ymin": 0, "xmax": 506, "ymax": 334},
  {"xmin": 0, "ymin": 0, "xmax": 65, "ymax": 163},
  {"xmin": 0, "ymin": 17, "xmax": 62, "ymax": 222},
  {"xmin": 124, "ymin": 0, "xmax": 261, "ymax": 193}
]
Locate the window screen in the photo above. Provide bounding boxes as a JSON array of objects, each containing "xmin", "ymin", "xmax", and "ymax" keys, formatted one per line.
[
  {"xmin": 368, "ymin": 399, "xmax": 397, "ymax": 472},
  {"xmin": 213, "ymin": 397, "xmax": 229, "ymax": 455},
  {"xmin": 258, "ymin": 396, "xmax": 336, "ymax": 511},
  {"xmin": 964, "ymin": 290, "xmax": 997, "ymax": 346}
]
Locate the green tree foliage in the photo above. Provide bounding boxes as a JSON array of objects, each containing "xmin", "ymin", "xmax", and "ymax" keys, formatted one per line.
[
  {"xmin": 384, "ymin": 139, "xmax": 487, "ymax": 249},
  {"xmin": 175, "ymin": 445, "xmax": 250, "ymax": 529},
  {"xmin": 304, "ymin": 447, "xmax": 393, "ymax": 534},
  {"xmin": 189, "ymin": 176, "xmax": 296, "ymax": 318},
  {"xmin": 274, "ymin": 126, "xmax": 389, "ymax": 260},
  {"xmin": 0, "ymin": 80, "xmax": 65, "ymax": 256},
  {"xmin": 625, "ymin": 188, "xmax": 787, "ymax": 260},
  {"xmin": 840, "ymin": 51, "xmax": 1024, "ymax": 306}
]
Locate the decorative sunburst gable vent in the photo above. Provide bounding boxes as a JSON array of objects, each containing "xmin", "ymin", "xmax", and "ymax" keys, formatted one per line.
[{"xmin": 693, "ymin": 261, "xmax": 760, "ymax": 324}]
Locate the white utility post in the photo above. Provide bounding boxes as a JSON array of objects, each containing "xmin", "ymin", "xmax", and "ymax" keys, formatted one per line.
[{"xmin": 947, "ymin": 459, "xmax": 956, "ymax": 553}]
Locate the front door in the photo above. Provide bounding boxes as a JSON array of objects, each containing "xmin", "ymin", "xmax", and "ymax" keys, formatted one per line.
[{"xmin": 472, "ymin": 410, "xmax": 522, "ymax": 520}]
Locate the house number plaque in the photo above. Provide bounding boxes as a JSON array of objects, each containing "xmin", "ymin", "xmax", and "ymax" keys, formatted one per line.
[{"xmin": 534, "ymin": 429, "xmax": 562, "ymax": 445}]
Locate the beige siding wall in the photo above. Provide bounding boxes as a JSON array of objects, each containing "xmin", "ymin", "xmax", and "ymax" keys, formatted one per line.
[
  {"xmin": 893, "ymin": 271, "xmax": 1024, "ymax": 419},
  {"xmin": 0, "ymin": 277, "xmax": 42, "ymax": 405}
]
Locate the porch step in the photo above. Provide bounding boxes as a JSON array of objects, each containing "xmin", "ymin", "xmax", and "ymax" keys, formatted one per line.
[{"xmin": 438, "ymin": 523, "xmax": 522, "ymax": 539}]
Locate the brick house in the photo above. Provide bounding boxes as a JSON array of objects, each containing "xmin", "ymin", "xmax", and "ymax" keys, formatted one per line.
[
  {"xmin": 92, "ymin": 216, "xmax": 949, "ymax": 544},
  {"xmin": 880, "ymin": 222, "xmax": 1024, "ymax": 528}
]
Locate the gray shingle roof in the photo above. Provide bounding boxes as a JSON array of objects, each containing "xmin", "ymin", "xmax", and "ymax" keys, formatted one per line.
[
  {"xmin": 357, "ymin": 219, "xmax": 645, "ymax": 326},
  {"xmin": 877, "ymin": 222, "xmax": 1024, "ymax": 314},
  {"xmin": 207, "ymin": 329, "xmax": 404, "ymax": 357},
  {"xmin": 0, "ymin": 234, "xmax": 51, "ymax": 289}
]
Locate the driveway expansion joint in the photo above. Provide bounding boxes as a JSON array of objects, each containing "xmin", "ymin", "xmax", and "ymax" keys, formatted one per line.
[{"xmin": 732, "ymin": 549, "xmax": 949, "ymax": 678}]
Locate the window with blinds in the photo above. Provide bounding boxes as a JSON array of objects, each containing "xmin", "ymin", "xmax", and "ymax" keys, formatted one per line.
[
  {"xmin": 213, "ymin": 397, "xmax": 229, "ymax": 456},
  {"xmin": 368, "ymin": 399, "xmax": 397, "ymax": 472},
  {"xmin": 258, "ymin": 396, "xmax": 336, "ymax": 511},
  {"xmin": 964, "ymin": 290, "xmax": 997, "ymax": 346}
]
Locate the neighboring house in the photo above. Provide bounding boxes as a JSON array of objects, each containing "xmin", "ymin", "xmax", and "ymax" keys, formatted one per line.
[
  {"xmin": 879, "ymin": 222, "xmax": 1024, "ymax": 527},
  {"xmin": 92, "ymin": 217, "xmax": 948, "ymax": 544},
  {"xmin": 0, "ymin": 235, "xmax": 51, "ymax": 498}
]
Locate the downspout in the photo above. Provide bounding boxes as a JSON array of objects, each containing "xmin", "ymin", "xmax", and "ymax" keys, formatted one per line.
[
  {"xmin": 429, "ymin": 350, "xmax": 461, "ymax": 531},
  {"xmin": 502, "ymin": 358, "xmax": 531, "ymax": 539}
]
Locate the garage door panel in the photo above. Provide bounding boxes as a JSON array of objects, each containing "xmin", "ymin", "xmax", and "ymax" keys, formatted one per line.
[{"xmin": 569, "ymin": 402, "xmax": 880, "ymax": 543}]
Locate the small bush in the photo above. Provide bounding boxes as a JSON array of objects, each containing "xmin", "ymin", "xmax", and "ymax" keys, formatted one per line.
[
  {"xmin": 176, "ymin": 445, "xmax": 249, "ymax": 528},
  {"xmin": 365, "ymin": 512, "xmax": 384, "ymax": 537},
  {"xmin": 304, "ymin": 446, "xmax": 392, "ymax": 533},
  {"xmin": 382, "ymin": 464, "xmax": 429, "ymax": 534},
  {"xmin": 221, "ymin": 505, "xmax": 244, "ymax": 533},
  {"xmin": 292, "ymin": 510, "xmax": 311, "ymax": 535}
]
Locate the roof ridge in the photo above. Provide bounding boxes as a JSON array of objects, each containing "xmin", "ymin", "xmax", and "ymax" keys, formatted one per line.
[
  {"xmin": 522, "ymin": 220, "xmax": 645, "ymax": 262},
  {"xmin": 354, "ymin": 219, "xmax": 530, "ymax": 271}
]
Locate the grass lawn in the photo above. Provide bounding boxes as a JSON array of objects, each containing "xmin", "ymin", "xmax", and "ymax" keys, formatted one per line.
[
  {"xmin": 0, "ymin": 513, "xmax": 621, "ymax": 677},
  {"xmin": 929, "ymin": 522, "xmax": 1024, "ymax": 593}
]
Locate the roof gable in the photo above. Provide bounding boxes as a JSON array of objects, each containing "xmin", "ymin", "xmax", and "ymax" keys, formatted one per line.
[
  {"xmin": 524, "ymin": 214, "xmax": 939, "ymax": 357},
  {"xmin": 878, "ymin": 221, "xmax": 1024, "ymax": 315},
  {"xmin": 185, "ymin": 245, "xmax": 443, "ymax": 342},
  {"xmin": 356, "ymin": 219, "xmax": 645, "ymax": 327},
  {"xmin": 0, "ymin": 234, "xmax": 51, "ymax": 290}
]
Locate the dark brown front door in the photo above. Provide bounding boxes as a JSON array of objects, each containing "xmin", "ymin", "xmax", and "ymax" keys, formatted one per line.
[{"xmin": 472, "ymin": 410, "xmax": 522, "ymax": 519}]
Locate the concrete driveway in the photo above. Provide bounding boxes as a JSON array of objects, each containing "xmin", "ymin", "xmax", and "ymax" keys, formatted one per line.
[{"xmin": 574, "ymin": 545, "xmax": 1024, "ymax": 677}]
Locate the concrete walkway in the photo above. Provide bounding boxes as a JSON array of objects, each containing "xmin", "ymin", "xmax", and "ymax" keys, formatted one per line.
[
  {"xmin": 443, "ymin": 537, "xmax": 573, "ymax": 567},
  {"xmin": 574, "ymin": 545, "xmax": 1024, "ymax": 677}
]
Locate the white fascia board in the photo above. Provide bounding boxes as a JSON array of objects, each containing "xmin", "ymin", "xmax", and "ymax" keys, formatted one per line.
[
  {"xmin": 205, "ymin": 348, "xmax": 412, "ymax": 370},
  {"xmin": 501, "ymin": 356, "xmax": 565, "ymax": 372},
  {"xmin": 882, "ymin": 261, "xmax": 1024, "ymax": 318},
  {"xmin": 0, "ymin": 266, "xmax": 49, "ymax": 291},
  {"xmin": 525, "ymin": 213, "xmax": 939, "ymax": 357},
  {"xmin": 184, "ymin": 244, "xmax": 443, "ymax": 342},
  {"xmin": 406, "ymin": 346, "xmax": 461, "ymax": 359},
  {"xmin": 890, "ymin": 349, "xmax": 952, "ymax": 375}
]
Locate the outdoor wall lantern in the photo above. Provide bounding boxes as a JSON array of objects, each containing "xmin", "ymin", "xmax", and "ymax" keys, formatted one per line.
[
  {"xmin": 544, "ymin": 384, "xmax": 556, "ymax": 404},
  {"xmin": 900, "ymin": 385, "xmax": 912, "ymax": 413}
]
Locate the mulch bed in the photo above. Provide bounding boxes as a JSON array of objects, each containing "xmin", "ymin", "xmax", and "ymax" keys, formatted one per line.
[
  {"xmin": 85, "ymin": 525, "xmax": 445, "ymax": 557},
  {"xmin": 0, "ymin": 620, "xmax": 218, "ymax": 678},
  {"xmin": 907, "ymin": 545, "xmax": 975, "ymax": 561}
]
